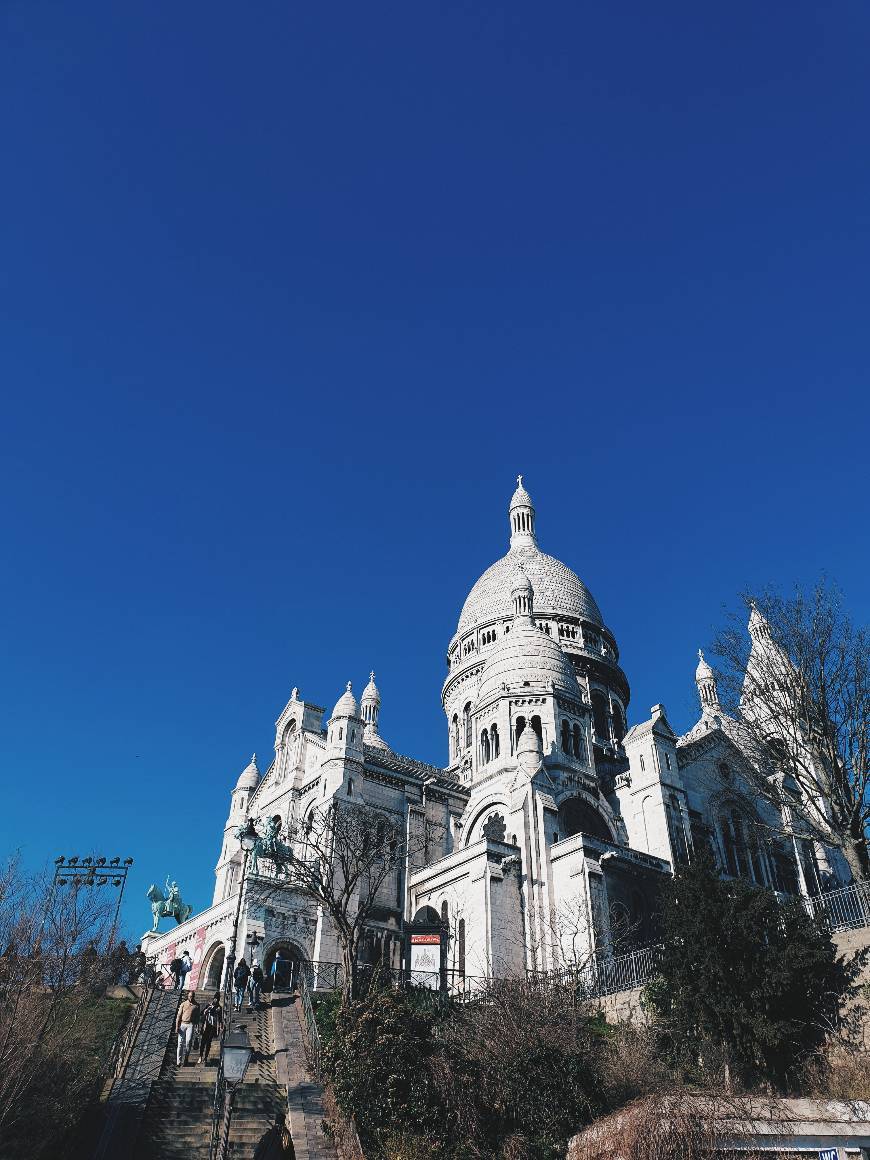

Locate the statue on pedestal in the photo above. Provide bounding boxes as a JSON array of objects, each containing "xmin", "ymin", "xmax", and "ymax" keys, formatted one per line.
[{"xmin": 146, "ymin": 877, "xmax": 193, "ymax": 931}]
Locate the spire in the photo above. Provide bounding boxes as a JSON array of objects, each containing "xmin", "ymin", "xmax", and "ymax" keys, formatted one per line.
[
  {"xmin": 509, "ymin": 474, "xmax": 537, "ymax": 547},
  {"xmin": 695, "ymin": 649, "xmax": 720, "ymax": 711},
  {"xmin": 748, "ymin": 600, "xmax": 771, "ymax": 641},
  {"xmin": 361, "ymin": 671, "xmax": 390, "ymax": 749}
]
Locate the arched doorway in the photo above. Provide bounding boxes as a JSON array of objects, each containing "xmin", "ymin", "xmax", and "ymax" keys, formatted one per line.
[
  {"xmin": 201, "ymin": 943, "xmax": 225, "ymax": 993},
  {"xmin": 557, "ymin": 796, "xmax": 613, "ymax": 842},
  {"xmin": 263, "ymin": 940, "xmax": 307, "ymax": 993}
]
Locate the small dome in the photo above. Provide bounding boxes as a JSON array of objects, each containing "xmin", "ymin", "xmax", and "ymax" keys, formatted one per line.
[
  {"xmin": 361, "ymin": 671, "xmax": 380, "ymax": 705},
  {"xmin": 510, "ymin": 567, "xmax": 533, "ymax": 598},
  {"xmin": 695, "ymin": 649, "xmax": 714, "ymax": 681},
  {"xmin": 332, "ymin": 681, "xmax": 359, "ymax": 719},
  {"xmin": 476, "ymin": 620, "xmax": 580, "ymax": 707},
  {"xmin": 509, "ymin": 475, "xmax": 534, "ymax": 511},
  {"xmin": 234, "ymin": 753, "xmax": 260, "ymax": 791}
]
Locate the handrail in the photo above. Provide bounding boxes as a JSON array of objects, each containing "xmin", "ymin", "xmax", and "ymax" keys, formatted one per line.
[
  {"xmin": 105, "ymin": 982, "xmax": 155, "ymax": 1087},
  {"xmin": 297, "ymin": 967, "xmax": 323, "ymax": 1080}
]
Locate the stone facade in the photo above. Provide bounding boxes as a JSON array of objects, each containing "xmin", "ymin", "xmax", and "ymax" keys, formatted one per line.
[{"xmin": 141, "ymin": 479, "xmax": 850, "ymax": 989}]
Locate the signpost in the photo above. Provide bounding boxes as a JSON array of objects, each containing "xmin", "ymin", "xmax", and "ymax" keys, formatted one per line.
[{"xmin": 406, "ymin": 924, "xmax": 446, "ymax": 990}]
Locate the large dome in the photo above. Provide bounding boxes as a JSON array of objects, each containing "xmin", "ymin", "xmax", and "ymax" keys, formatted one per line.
[
  {"xmin": 476, "ymin": 617, "xmax": 581, "ymax": 707},
  {"xmin": 458, "ymin": 544, "xmax": 604, "ymax": 636}
]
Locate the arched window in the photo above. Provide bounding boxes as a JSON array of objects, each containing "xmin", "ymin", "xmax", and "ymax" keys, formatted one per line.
[
  {"xmin": 451, "ymin": 715, "xmax": 459, "ymax": 760},
  {"xmin": 458, "ymin": 918, "xmax": 466, "ymax": 979},
  {"xmin": 592, "ymin": 692, "xmax": 609, "ymax": 740},
  {"xmin": 561, "ymin": 720, "xmax": 571, "ymax": 753},
  {"xmin": 515, "ymin": 715, "xmax": 526, "ymax": 747},
  {"xmin": 491, "ymin": 724, "xmax": 500, "ymax": 759},
  {"xmin": 572, "ymin": 724, "xmax": 583, "ymax": 759},
  {"xmin": 481, "ymin": 729, "xmax": 491, "ymax": 764},
  {"xmin": 531, "ymin": 715, "xmax": 542, "ymax": 740},
  {"xmin": 440, "ymin": 900, "xmax": 448, "ymax": 925},
  {"xmin": 463, "ymin": 703, "xmax": 472, "ymax": 748},
  {"xmin": 611, "ymin": 704, "xmax": 625, "ymax": 742}
]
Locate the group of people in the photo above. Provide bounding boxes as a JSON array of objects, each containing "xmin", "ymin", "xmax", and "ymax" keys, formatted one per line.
[
  {"xmin": 232, "ymin": 956, "xmax": 265, "ymax": 1011},
  {"xmin": 174, "ymin": 990, "xmax": 224, "ymax": 1066}
]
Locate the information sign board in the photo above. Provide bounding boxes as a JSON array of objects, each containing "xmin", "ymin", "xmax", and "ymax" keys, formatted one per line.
[{"xmin": 409, "ymin": 932, "xmax": 442, "ymax": 989}]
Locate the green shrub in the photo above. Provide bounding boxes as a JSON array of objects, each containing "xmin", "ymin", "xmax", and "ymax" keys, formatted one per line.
[{"xmin": 323, "ymin": 989, "xmax": 446, "ymax": 1149}]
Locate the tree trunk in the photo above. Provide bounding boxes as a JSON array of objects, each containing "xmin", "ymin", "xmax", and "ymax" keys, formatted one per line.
[
  {"xmin": 842, "ymin": 832, "xmax": 870, "ymax": 884},
  {"xmin": 340, "ymin": 940, "xmax": 357, "ymax": 1007}
]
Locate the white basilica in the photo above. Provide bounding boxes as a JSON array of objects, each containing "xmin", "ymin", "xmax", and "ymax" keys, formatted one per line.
[{"xmin": 142, "ymin": 479, "xmax": 849, "ymax": 992}]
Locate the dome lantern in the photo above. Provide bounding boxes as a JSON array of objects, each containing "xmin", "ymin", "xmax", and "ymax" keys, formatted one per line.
[
  {"xmin": 509, "ymin": 474, "xmax": 537, "ymax": 547},
  {"xmin": 511, "ymin": 568, "xmax": 534, "ymax": 621},
  {"xmin": 361, "ymin": 671, "xmax": 390, "ymax": 750}
]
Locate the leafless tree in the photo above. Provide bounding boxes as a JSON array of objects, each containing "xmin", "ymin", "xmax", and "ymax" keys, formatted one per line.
[
  {"xmin": 262, "ymin": 800, "xmax": 438, "ymax": 1004},
  {"xmin": 713, "ymin": 582, "xmax": 869, "ymax": 883},
  {"xmin": 0, "ymin": 855, "xmax": 118, "ymax": 1156}
]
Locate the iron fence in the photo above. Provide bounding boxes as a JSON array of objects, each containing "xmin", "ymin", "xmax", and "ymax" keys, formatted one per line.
[
  {"xmin": 806, "ymin": 881, "xmax": 870, "ymax": 933},
  {"xmin": 527, "ymin": 943, "xmax": 664, "ymax": 998}
]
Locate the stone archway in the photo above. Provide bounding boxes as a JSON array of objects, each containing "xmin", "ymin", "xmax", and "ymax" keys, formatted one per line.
[
  {"xmin": 557, "ymin": 795, "xmax": 615, "ymax": 843},
  {"xmin": 262, "ymin": 939, "xmax": 307, "ymax": 993},
  {"xmin": 200, "ymin": 942, "xmax": 225, "ymax": 993}
]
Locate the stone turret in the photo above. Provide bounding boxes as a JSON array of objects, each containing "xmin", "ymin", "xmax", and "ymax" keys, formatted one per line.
[{"xmin": 361, "ymin": 671, "xmax": 390, "ymax": 750}]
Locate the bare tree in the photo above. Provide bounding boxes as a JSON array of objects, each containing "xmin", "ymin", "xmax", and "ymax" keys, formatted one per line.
[
  {"xmin": 263, "ymin": 800, "xmax": 437, "ymax": 1004},
  {"xmin": 713, "ymin": 582, "xmax": 869, "ymax": 883},
  {"xmin": 0, "ymin": 855, "xmax": 119, "ymax": 1156}
]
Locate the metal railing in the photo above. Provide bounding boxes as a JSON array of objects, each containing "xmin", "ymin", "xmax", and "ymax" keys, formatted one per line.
[
  {"xmin": 527, "ymin": 943, "xmax": 664, "ymax": 998},
  {"xmin": 297, "ymin": 965, "xmax": 323, "ymax": 1080},
  {"xmin": 806, "ymin": 881, "xmax": 870, "ymax": 933},
  {"xmin": 105, "ymin": 981, "xmax": 155, "ymax": 1084}
]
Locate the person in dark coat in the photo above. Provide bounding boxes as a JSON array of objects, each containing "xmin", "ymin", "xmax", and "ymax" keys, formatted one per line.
[
  {"xmin": 197, "ymin": 993, "xmax": 223, "ymax": 1064},
  {"xmin": 233, "ymin": 957, "xmax": 250, "ymax": 1011}
]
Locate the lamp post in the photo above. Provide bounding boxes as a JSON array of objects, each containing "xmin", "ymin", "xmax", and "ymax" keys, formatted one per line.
[
  {"xmin": 216, "ymin": 1026, "xmax": 253, "ymax": 1160},
  {"xmin": 222, "ymin": 818, "xmax": 259, "ymax": 1012},
  {"xmin": 210, "ymin": 818, "xmax": 259, "ymax": 1160}
]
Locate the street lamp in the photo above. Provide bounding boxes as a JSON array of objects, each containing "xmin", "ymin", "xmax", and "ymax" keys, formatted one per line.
[
  {"xmin": 216, "ymin": 1027, "xmax": 253, "ymax": 1160},
  {"xmin": 210, "ymin": 818, "xmax": 260, "ymax": 1160},
  {"xmin": 221, "ymin": 1027, "xmax": 253, "ymax": 1085},
  {"xmin": 238, "ymin": 818, "xmax": 259, "ymax": 854}
]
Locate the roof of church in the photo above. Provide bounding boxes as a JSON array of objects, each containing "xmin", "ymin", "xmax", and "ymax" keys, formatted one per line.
[{"xmin": 363, "ymin": 743, "xmax": 460, "ymax": 786}]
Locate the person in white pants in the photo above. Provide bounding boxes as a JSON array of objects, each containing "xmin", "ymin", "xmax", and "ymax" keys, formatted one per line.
[{"xmin": 175, "ymin": 991, "xmax": 200, "ymax": 1066}]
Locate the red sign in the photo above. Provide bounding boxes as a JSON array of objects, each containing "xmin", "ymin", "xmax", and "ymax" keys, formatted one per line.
[{"xmin": 411, "ymin": 933, "xmax": 441, "ymax": 945}]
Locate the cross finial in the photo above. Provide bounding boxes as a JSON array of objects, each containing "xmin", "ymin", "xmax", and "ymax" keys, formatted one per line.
[
  {"xmin": 370, "ymin": 670, "xmax": 375, "ymax": 682},
  {"xmin": 252, "ymin": 752, "xmax": 257, "ymax": 764},
  {"xmin": 698, "ymin": 649, "xmax": 704, "ymax": 661},
  {"xmin": 346, "ymin": 681, "xmax": 352, "ymax": 692},
  {"xmin": 517, "ymin": 473, "xmax": 523, "ymax": 488}
]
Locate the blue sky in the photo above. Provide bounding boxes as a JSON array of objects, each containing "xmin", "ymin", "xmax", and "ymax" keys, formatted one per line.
[{"xmin": 1, "ymin": 0, "xmax": 868, "ymax": 936}]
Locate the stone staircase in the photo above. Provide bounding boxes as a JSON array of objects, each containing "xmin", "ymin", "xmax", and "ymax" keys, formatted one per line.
[{"xmin": 132, "ymin": 992, "xmax": 285, "ymax": 1160}]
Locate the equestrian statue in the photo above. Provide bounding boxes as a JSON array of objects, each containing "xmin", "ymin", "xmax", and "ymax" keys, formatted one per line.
[
  {"xmin": 239, "ymin": 815, "xmax": 295, "ymax": 877},
  {"xmin": 147, "ymin": 877, "xmax": 193, "ymax": 931}
]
